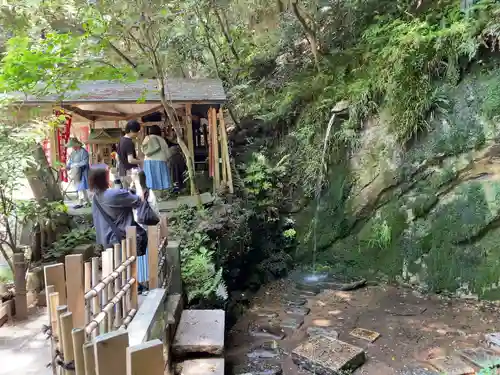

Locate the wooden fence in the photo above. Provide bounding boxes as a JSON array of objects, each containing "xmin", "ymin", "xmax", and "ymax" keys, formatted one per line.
[{"xmin": 44, "ymin": 218, "xmax": 169, "ymax": 375}]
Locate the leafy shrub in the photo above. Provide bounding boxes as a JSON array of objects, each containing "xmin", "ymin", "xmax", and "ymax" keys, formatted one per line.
[{"xmin": 44, "ymin": 228, "xmax": 95, "ymax": 261}]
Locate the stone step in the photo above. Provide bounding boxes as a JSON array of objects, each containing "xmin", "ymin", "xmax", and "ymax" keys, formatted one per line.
[
  {"xmin": 427, "ymin": 355, "xmax": 475, "ymax": 375},
  {"xmin": 459, "ymin": 347, "xmax": 500, "ymax": 369},
  {"xmin": 172, "ymin": 309, "xmax": 225, "ymax": 357},
  {"xmin": 292, "ymin": 336, "xmax": 365, "ymax": 375},
  {"xmin": 175, "ymin": 358, "xmax": 224, "ymax": 375},
  {"xmin": 233, "ymin": 361, "xmax": 283, "ymax": 375}
]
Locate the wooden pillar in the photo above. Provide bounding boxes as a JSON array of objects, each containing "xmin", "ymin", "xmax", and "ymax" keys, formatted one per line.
[
  {"xmin": 49, "ymin": 292, "xmax": 60, "ymax": 337},
  {"xmin": 45, "ymin": 263, "xmax": 67, "ymax": 305},
  {"xmin": 95, "ymin": 330, "xmax": 129, "ymax": 375},
  {"xmin": 13, "ymin": 253, "xmax": 27, "ymax": 320},
  {"xmin": 65, "ymin": 254, "xmax": 85, "ymax": 327},
  {"xmin": 218, "ymin": 109, "xmax": 233, "ymax": 193},
  {"xmin": 83, "ymin": 341, "xmax": 96, "ymax": 375},
  {"xmin": 126, "ymin": 339, "xmax": 164, "ymax": 375},
  {"xmin": 185, "ymin": 104, "xmax": 194, "ymax": 173},
  {"xmin": 126, "ymin": 227, "xmax": 138, "ymax": 310},
  {"xmin": 72, "ymin": 328, "xmax": 86, "ymax": 375},
  {"xmin": 211, "ymin": 108, "xmax": 220, "ymax": 191},
  {"xmin": 48, "ymin": 124, "xmax": 58, "ymax": 168},
  {"xmin": 60, "ymin": 312, "xmax": 74, "ymax": 375},
  {"xmin": 147, "ymin": 226, "xmax": 159, "ymax": 289}
]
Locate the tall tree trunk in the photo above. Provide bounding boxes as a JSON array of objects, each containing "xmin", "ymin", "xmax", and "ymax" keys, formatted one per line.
[
  {"xmin": 210, "ymin": 4, "xmax": 240, "ymax": 62},
  {"xmin": 291, "ymin": 0, "xmax": 320, "ymax": 70},
  {"xmin": 24, "ymin": 143, "xmax": 63, "ymax": 203}
]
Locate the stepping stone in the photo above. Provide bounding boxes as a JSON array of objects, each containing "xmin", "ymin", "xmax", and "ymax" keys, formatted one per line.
[
  {"xmin": 295, "ymin": 284, "xmax": 322, "ymax": 295},
  {"xmin": 459, "ymin": 347, "xmax": 500, "ymax": 368},
  {"xmin": 247, "ymin": 341, "xmax": 281, "ymax": 359},
  {"xmin": 285, "ymin": 306, "xmax": 310, "ymax": 316},
  {"xmin": 234, "ymin": 362, "xmax": 283, "ymax": 375},
  {"xmin": 172, "ymin": 309, "xmax": 225, "ymax": 357},
  {"xmin": 320, "ymin": 279, "xmax": 366, "ymax": 291},
  {"xmin": 249, "ymin": 323, "xmax": 286, "ymax": 340},
  {"xmin": 299, "ymin": 289, "xmax": 319, "ymax": 297},
  {"xmin": 283, "ymin": 296, "xmax": 307, "ymax": 307},
  {"xmin": 350, "ymin": 328, "xmax": 380, "ymax": 342},
  {"xmin": 281, "ymin": 316, "xmax": 304, "ymax": 330},
  {"xmin": 395, "ymin": 364, "xmax": 438, "ymax": 375},
  {"xmin": 427, "ymin": 356, "xmax": 475, "ymax": 375},
  {"xmin": 306, "ymin": 326, "xmax": 339, "ymax": 339},
  {"xmin": 486, "ymin": 332, "xmax": 500, "ymax": 352},
  {"xmin": 255, "ymin": 310, "xmax": 279, "ymax": 319},
  {"xmin": 292, "ymin": 336, "xmax": 366, "ymax": 375},
  {"xmin": 176, "ymin": 358, "xmax": 224, "ymax": 375}
]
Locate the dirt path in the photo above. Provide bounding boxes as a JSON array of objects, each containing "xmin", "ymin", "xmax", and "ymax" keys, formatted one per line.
[{"xmin": 227, "ymin": 279, "xmax": 500, "ymax": 374}]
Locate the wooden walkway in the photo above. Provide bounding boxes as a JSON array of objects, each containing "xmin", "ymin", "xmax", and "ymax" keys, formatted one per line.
[{"xmin": 67, "ymin": 192, "xmax": 214, "ymax": 217}]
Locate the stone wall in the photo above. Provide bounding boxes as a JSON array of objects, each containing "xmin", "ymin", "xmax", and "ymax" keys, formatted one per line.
[{"xmin": 310, "ymin": 68, "xmax": 500, "ymax": 299}]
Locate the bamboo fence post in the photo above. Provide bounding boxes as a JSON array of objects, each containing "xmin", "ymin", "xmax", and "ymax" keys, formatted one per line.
[
  {"xmin": 217, "ymin": 111, "xmax": 227, "ymax": 187},
  {"xmin": 126, "ymin": 339, "xmax": 164, "ymax": 375},
  {"xmin": 56, "ymin": 305, "xmax": 68, "ymax": 350},
  {"xmin": 126, "ymin": 227, "xmax": 138, "ymax": 310},
  {"xmin": 13, "ymin": 253, "xmax": 27, "ymax": 320},
  {"xmin": 159, "ymin": 215, "xmax": 168, "ymax": 239},
  {"xmin": 208, "ymin": 108, "xmax": 213, "ymax": 179},
  {"xmin": 47, "ymin": 287, "xmax": 57, "ymax": 375},
  {"xmin": 95, "ymin": 330, "xmax": 129, "ymax": 375},
  {"xmin": 84, "ymin": 262, "xmax": 91, "ymax": 291},
  {"xmin": 72, "ymin": 328, "xmax": 85, "ymax": 375},
  {"xmin": 60, "ymin": 312, "xmax": 74, "ymax": 375},
  {"xmin": 101, "ymin": 250, "xmax": 109, "ymax": 333},
  {"xmin": 45, "ymin": 263, "xmax": 67, "ymax": 305},
  {"xmin": 83, "ymin": 341, "xmax": 96, "ymax": 375},
  {"xmin": 147, "ymin": 225, "xmax": 159, "ymax": 289},
  {"xmin": 91, "ymin": 257, "xmax": 100, "ymax": 337},
  {"xmin": 121, "ymin": 239, "xmax": 127, "ymax": 319},
  {"xmin": 218, "ymin": 109, "xmax": 234, "ymax": 193},
  {"xmin": 113, "ymin": 244, "xmax": 122, "ymax": 329},
  {"xmin": 106, "ymin": 249, "xmax": 114, "ymax": 331},
  {"xmin": 65, "ymin": 254, "xmax": 85, "ymax": 327}
]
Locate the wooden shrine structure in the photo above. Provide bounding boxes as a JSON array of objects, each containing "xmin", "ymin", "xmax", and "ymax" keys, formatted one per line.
[{"xmin": 6, "ymin": 79, "xmax": 233, "ymax": 194}]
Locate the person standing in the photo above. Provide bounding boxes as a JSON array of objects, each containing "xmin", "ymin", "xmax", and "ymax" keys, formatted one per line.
[
  {"xmin": 66, "ymin": 137, "xmax": 90, "ymax": 209},
  {"xmin": 142, "ymin": 125, "xmax": 171, "ymax": 192},
  {"xmin": 118, "ymin": 120, "xmax": 142, "ymax": 190}
]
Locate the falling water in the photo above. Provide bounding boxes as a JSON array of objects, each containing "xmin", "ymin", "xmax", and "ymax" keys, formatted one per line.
[{"xmin": 311, "ymin": 111, "xmax": 337, "ymax": 275}]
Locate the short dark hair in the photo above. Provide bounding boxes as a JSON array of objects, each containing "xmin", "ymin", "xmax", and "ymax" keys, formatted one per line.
[
  {"xmin": 125, "ymin": 120, "xmax": 141, "ymax": 134},
  {"xmin": 89, "ymin": 168, "xmax": 109, "ymax": 192},
  {"xmin": 149, "ymin": 125, "xmax": 162, "ymax": 136}
]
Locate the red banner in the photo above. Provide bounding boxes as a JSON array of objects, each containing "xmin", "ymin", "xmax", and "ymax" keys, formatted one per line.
[{"xmin": 55, "ymin": 112, "xmax": 72, "ymax": 182}]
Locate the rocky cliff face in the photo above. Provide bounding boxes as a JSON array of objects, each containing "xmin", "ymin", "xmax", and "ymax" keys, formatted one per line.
[{"xmin": 310, "ymin": 68, "xmax": 500, "ymax": 299}]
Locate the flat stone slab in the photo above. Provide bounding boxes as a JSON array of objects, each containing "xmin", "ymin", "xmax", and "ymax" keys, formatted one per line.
[
  {"xmin": 486, "ymin": 332, "xmax": 500, "ymax": 352},
  {"xmin": 427, "ymin": 356, "xmax": 475, "ymax": 375},
  {"xmin": 285, "ymin": 306, "xmax": 310, "ymax": 316},
  {"xmin": 172, "ymin": 309, "xmax": 225, "ymax": 357},
  {"xmin": 292, "ymin": 336, "xmax": 366, "ymax": 375},
  {"xmin": 283, "ymin": 296, "xmax": 307, "ymax": 307},
  {"xmin": 233, "ymin": 362, "xmax": 283, "ymax": 375},
  {"xmin": 281, "ymin": 316, "xmax": 304, "ymax": 330},
  {"xmin": 395, "ymin": 364, "xmax": 439, "ymax": 375},
  {"xmin": 298, "ymin": 289, "xmax": 319, "ymax": 297},
  {"xmin": 177, "ymin": 358, "xmax": 224, "ymax": 375},
  {"xmin": 306, "ymin": 326, "xmax": 339, "ymax": 339},
  {"xmin": 350, "ymin": 328, "xmax": 380, "ymax": 343},
  {"xmin": 459, "ymin": 347, "xmax": 500, "ymax": 368},
  {"xmin": 249, "ymin": 323, "xmax": 286, "ymax": 340},
  {"xmin": 254, "ymin": 310, "xmax": 279, "ymax": 319}
]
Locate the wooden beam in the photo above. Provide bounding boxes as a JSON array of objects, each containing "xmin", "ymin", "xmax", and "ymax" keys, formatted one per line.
[
  {"xmin": 45, "ymin": 263, "xmax": 67, "ymax": 305},
  {"xmin": 123, "ymin": 104, "xmax": 164, "ymax": 121},
  {"xmin": 126, "ymin": 339, "xmax": 164, "ymax": 375},
  {"xmin": 65, "ymin": 254, "xmax": 85, "ymax": 327},
  {"xmin": 60, "ymin": 105, "xmax": 96, "ymax": 121},
  {"xmin": 211, "ymin": 108, "xmax": 220, "ymax": 191}
]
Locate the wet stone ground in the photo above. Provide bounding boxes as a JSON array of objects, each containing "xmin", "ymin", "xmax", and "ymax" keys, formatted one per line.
[{"xmin": 226, "ymin": 273, "xmax": 500, "ymax": 375}]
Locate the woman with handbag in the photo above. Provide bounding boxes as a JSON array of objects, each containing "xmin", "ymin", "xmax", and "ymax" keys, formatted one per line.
[
  {"xmin": 133, "ymin": 171, "xmax": 160, "ymax": 293},
  {"xmin": 89, "ymin": 168, "xmax": 149, "ymax": 279}
]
